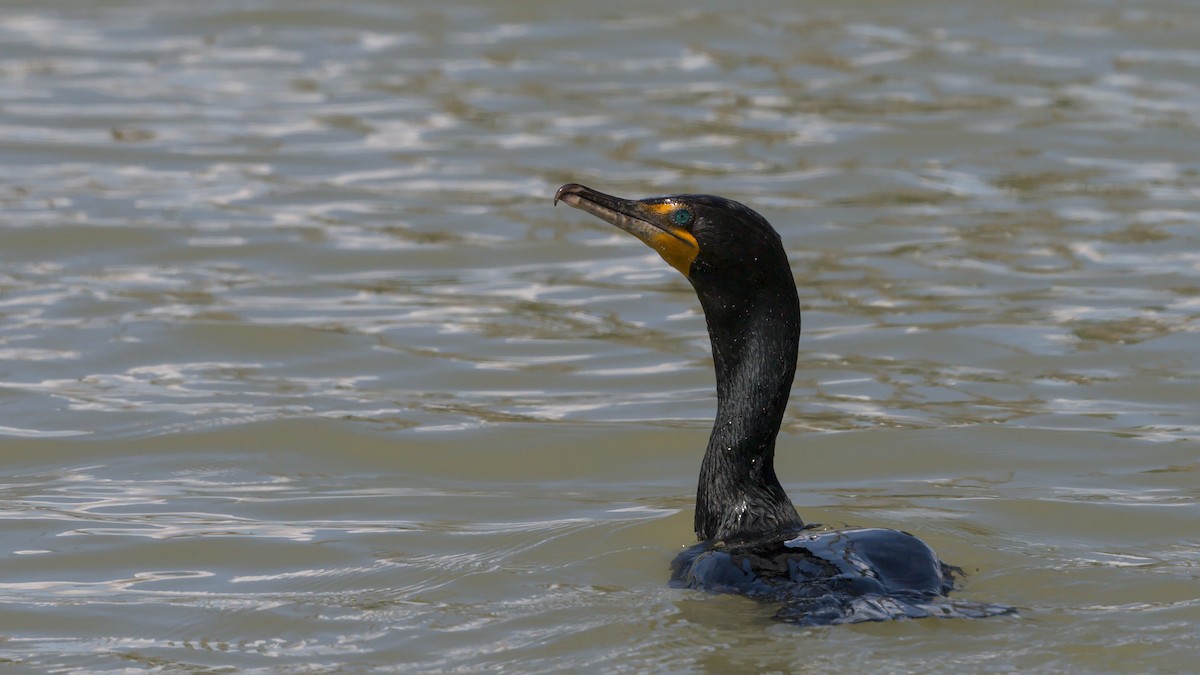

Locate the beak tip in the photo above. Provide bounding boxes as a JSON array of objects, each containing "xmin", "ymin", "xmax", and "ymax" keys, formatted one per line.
[{"xmin": 554, "ymin": 183, "xmax": 586, "ymax": 207}]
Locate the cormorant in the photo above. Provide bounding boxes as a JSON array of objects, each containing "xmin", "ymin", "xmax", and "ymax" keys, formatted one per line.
[{"xmin": 554, "ymin": 183, "xmax": 1009, "ymax": 625}]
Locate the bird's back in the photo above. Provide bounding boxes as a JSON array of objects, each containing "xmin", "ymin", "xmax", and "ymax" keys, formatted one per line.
[{"xmin": 671, "ymin": 526, "xmax": 1011, "ymax": 625}]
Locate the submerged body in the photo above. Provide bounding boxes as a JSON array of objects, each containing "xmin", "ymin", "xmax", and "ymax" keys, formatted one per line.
[
  {"xmin": 672, "ymin": 527, "xmax": 1002, "ymax": 625},
  {"xmin": 554, "ymin": 183, "xmax": 1009, "ymax": 625}
]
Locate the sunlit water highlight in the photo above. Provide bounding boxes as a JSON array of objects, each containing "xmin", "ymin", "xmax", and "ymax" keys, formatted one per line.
[{"xmin": 1, "ymin": 0, "xmax": 1199, "ymax": 671}]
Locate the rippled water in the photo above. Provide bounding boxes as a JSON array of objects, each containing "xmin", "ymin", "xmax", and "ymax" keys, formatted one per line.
[{"xmin": 2, "ymin": 0, "xmax": 1199, "ymax": 671}]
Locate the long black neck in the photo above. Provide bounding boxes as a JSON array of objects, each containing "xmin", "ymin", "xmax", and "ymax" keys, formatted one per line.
[{"xmin": 693, "ymin": 278, "xmax": 804, "ymax": 543}]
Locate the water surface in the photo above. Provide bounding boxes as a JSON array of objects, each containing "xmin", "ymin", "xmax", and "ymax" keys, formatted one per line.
[{"xmin": 1, "ymin": 0, "xmax": 1199, "ymax": 671}]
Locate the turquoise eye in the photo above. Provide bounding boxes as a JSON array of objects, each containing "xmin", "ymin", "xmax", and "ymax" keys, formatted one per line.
[{"xmin": 673, "ymin": 209, "xmax": 693, "ymax": 226}]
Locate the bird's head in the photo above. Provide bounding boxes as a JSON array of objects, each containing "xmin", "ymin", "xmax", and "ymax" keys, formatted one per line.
[{"xmin": 553, "ymin": 183, "xmax": 791, "ymax": 295}]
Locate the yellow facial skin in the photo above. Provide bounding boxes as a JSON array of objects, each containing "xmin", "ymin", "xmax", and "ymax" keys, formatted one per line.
[
  {"xmin": 644, "ymin": 203, "xmax": 676, "ymax": 217},
  {"xmin": 636, "ymin": 202, "xmax": 698, "ymax": 277},
  {"xmin": 643, "ymin": 226, "xmax": 699, "ymax": 277}
]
